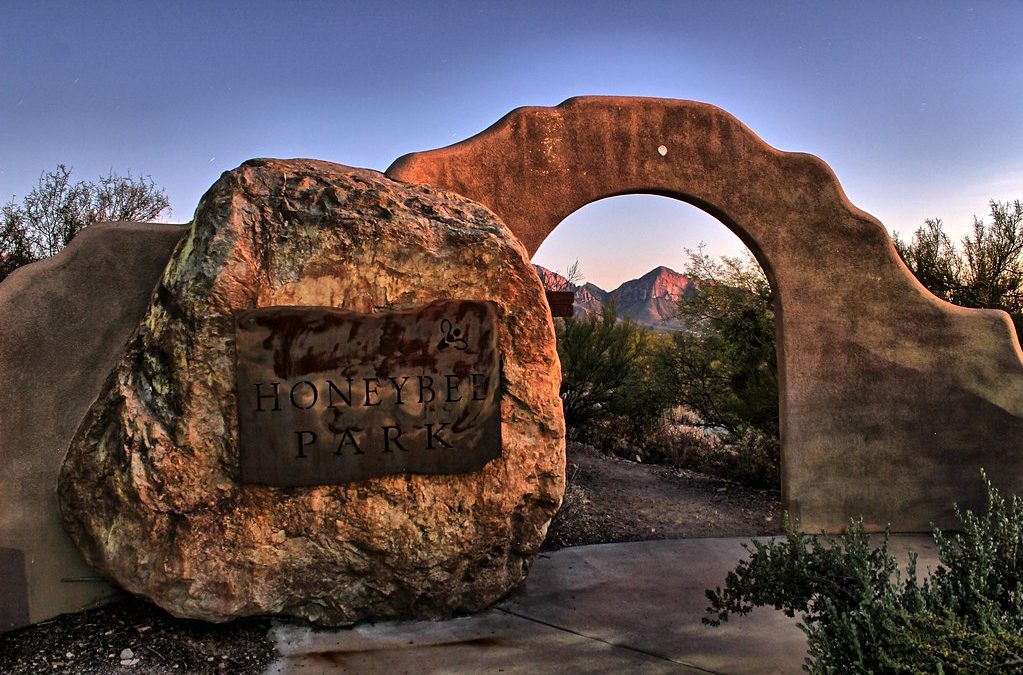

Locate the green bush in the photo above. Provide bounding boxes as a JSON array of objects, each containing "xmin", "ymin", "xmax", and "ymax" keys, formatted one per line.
[
  {"xmin": 555, "ymin": 303, "xmax": 675, "ymax": 451},
  {"xmin": 648, "ymin": 248, "xmax": 780, "ymax": 487},
  {"xmin": 662, "ymin": 248, "xmax": 778, "ymax": 440},
  {"xmin": 705, "ymin": 472, "xmax": 1023, "ymax": 673}
]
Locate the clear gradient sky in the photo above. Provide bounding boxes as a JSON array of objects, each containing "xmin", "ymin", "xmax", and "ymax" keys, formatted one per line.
[{"xmin": 2, "ymin": 1, "xmax": 1020, "ymax": 289}]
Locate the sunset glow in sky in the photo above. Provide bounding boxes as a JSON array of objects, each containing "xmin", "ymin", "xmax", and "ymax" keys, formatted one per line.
[{"xmin": 2, "ymin": 1, "xmax": 1020, "ymax": 289}]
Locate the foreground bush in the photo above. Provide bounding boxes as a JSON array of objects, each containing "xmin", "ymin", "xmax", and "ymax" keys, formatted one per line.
[{"xmin": 705, "ymin": 472, "xmax": 1023, "ymax": 673}]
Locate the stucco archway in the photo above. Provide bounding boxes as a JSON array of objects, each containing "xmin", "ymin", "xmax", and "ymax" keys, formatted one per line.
[{"xmin": 388, "ymin": 96, "xmax": 1023, "ymax": 532}]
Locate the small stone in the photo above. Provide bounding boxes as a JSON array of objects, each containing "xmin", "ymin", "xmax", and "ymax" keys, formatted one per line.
[{"xmin": 120, "ymin": 653, "xmax": 140, "ymax": 667}]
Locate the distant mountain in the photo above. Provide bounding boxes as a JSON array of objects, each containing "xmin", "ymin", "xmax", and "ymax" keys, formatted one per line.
[
  {"xmin": 533, "ymin": 266, "xmax": 570, "ymax": 292},
  {"xmin": 612, "ymin": 266, "xmax": 699, "ymax": 330},
  {"xmin": 533, "ymin": 264, "xmax": 699, "ymax": 331}
]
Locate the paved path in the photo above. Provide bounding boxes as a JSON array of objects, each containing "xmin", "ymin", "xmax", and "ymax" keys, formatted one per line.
[{"xmin": 266, "ymin": 535, "xmax": 939, "ymax": 674}]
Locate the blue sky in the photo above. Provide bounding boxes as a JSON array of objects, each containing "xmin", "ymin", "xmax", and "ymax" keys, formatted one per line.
[{"xmin": 2, "ymin": 1, "xmax": 1020, "ymax": 289}]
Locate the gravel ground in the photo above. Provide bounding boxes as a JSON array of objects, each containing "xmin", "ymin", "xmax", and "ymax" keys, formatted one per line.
[
  {"xmin": 1, "ymin": 441, "xmax": 780, "ymax": 673},
  {"xmin": 0, "ymin": 596, "xmax": 275, "ymax": 674}
]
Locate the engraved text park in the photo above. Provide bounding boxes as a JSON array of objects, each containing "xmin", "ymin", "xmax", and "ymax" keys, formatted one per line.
[{"xmin": 235, "ymin": 300, "xmax": 503, "ymax": 486}]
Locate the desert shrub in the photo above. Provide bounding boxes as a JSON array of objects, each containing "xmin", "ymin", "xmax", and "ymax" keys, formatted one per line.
[
  {"xmin": 685, "ymin": 426, "xmax": 779, "ymax": 490},
  {"xmin": 662, "ymin": 248, "xmax": 778, "ymax": 440},
  {"xmin": 555, "ymin": 303, "xmax": 675, "ymax": 451},
  {"xmin": 552, "ymin": 250, "xmax": 781, "ymax": 488},
  {"xmin": 649, "ymin": 248, "xmax": 780, "ymax": 487},
  {"xmin": 894, "ymin": 200, "xmax": 1023, "ymax": 334},
  {"xmin": 556, "ymin": 302, "xmax": 642, "ymax": 433},
  {"xmin": 705, "ymin": 472, "xmax": 1023, "ymax": 673},
  {"xmin": 625, "ymin": 414, "xmax": 709, "ymax": 466},
  {"xmin": 602, "ymin": 328, "xmax": 677, "ymax": 445}
]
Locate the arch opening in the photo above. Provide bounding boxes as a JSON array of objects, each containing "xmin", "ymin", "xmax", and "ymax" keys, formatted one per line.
[
  {"xmin": 534, "ymin": 194, "xmax": 784, "ymax": 548},
  {"xmin": 535, "ymin": 188, "xmax": 782, "ymax": 299}
]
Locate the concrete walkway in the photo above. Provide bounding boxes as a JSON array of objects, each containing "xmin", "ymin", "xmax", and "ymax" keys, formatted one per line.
[{"xmin": 266, "ymin": 535, "xmax": 940, "ymax": 674}]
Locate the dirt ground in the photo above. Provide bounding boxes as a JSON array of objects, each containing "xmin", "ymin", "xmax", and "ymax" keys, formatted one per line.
[
  {"xmin": 0, "ymin": 441, "xmax": 780, "ymax": 674},
  {"xmin": 543, "ymin": 442, "xmax": 782, "ymax": 550}
]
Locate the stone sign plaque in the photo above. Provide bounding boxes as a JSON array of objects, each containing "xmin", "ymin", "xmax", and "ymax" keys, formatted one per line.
[{"xmin": 235, "ymin": 300, "xmax": 502, "ymax": 486}]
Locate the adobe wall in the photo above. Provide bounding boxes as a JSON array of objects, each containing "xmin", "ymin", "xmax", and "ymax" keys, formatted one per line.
[
  {"xmin": 388, "ymin": 96, "xmax": 1023, "ymax": 532},
  {"xmin": 0, "ymin": 222, "xmax": 188, "ymax": 630}
]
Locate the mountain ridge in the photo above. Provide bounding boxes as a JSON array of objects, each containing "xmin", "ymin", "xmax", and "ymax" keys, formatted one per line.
[{"xmin": 534, "ymin": 264, "xmax": 699, "ymax": 330}]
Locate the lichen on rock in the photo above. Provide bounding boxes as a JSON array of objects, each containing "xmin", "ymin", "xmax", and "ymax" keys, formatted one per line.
[{"xmin": 59, "ymin": 158, "xmax": 565, "ymax": 624}]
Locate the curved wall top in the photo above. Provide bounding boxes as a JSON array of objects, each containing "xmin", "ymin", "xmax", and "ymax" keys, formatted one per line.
[{"xmin": 388, "ymin": 96, "xmax": 1023, "ymax": 531}]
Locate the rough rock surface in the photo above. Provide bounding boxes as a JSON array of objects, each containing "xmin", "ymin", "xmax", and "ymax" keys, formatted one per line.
[{"xmin": 59, "ymin": 159, "xmax": 565, "ymax": 624}]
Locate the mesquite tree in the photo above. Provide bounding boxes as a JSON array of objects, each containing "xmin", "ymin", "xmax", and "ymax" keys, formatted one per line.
[{"xmin": 1, "ymin": 164, "xmax": 169, "ymax": 281}]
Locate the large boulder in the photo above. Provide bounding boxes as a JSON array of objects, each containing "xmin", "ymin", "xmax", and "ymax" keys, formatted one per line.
[{"xmin": 59, "ymin": 159, "xmax": 565, "ymax": 624}]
